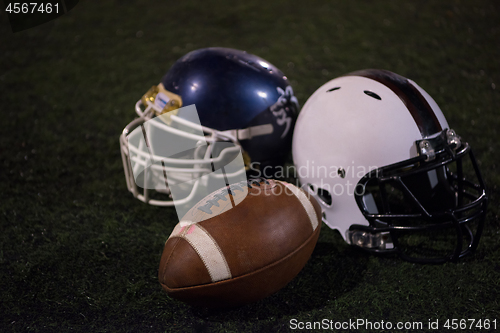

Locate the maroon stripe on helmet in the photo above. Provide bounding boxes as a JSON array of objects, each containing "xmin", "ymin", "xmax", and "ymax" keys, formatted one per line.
[{"xmin": 347, "ymin": 69, "xmax": 442, "ymax": 137}]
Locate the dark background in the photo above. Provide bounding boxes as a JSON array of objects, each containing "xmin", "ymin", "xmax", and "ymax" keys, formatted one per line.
[{"xmin": 1, "ymin": 0, "xmax": 499, "ymax": 332}]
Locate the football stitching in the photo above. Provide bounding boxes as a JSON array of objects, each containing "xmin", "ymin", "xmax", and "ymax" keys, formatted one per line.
[{"xmin": 196, "ymin": 178, "xmax": 271, "ymax": 214}]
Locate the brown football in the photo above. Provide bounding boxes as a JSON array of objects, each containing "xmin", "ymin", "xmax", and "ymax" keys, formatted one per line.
[{"xmin": 158, "ymin": 179, "xmax": 322, "ymax": 308}]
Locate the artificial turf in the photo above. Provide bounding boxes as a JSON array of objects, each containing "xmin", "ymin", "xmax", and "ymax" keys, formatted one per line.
[{"xmin": 1, "ymin": 0, "xmax": 499, "ymax": 332}]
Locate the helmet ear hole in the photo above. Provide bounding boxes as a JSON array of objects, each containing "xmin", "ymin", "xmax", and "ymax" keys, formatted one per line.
[{"xmin": 316, "ymin": 187, "xmax": 332, "ymax": 206}]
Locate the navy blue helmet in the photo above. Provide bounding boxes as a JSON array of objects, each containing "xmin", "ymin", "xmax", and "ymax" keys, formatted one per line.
[
  {"xmin": 139, "ymin": 47, "xmax": 298, "ymax": 171},
  {"xmin": 121, "ymin": 47, "xmax": 298, "ymax": 206}
]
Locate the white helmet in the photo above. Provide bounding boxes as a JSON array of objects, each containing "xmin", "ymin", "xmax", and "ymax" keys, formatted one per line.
[{"xmin": 292, "ymin": 69, "xmax": 488, "ymax": 263}]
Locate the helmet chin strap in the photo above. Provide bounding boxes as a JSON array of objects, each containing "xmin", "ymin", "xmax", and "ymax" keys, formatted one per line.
[{"xmin": 219, "ymin": 124, "xmax": 274, "ymax": 141}]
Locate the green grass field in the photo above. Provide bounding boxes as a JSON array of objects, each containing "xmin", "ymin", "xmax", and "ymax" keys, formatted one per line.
[{"xmin": 1, "ymin": 1, "xmax": 499, "ymax": 332}]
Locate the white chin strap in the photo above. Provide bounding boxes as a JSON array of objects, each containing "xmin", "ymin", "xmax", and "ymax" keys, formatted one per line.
[{"xmin": 219, "ymin": 123, "xmax": 274, "ymax": 141}]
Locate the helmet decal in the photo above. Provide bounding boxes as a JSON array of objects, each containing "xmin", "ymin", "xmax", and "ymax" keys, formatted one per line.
[{"xmin": 270, "ymin": 86, "xmax": 298, "ymax": 138}]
